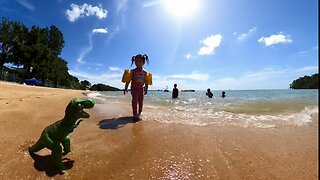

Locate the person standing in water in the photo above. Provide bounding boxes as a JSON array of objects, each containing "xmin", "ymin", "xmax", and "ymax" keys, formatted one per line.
[
  {"xmin": 221, "ymin": 91, "xmax": 226, "ymax": 98},
  {"xmin": 206, "ymin": 88, "xmax": 213, "ymax": 98},
  {"xmin": 172, "ymin": 84, "xmax": 179, "ymax": 99}
]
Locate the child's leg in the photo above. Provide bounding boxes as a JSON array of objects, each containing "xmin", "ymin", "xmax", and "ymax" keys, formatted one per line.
[
  {"xmin": 138, "ymin": 89, "xmax": 144, "ymax": 115},
  {"xmin": 131, "ymin": 89, "xmax": 138, "ymax": 116}
]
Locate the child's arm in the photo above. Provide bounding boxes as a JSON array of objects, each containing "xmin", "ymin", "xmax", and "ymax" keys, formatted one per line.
[
  {"xmin": 144, "ymin": 83, "xmax": 148, "ymax": 95},
  {"xmin": 123, "ymin": 70, "xmax": 132, "ymax": 95},
  {"xmin": 124, "ymin": 82, "xmax": 130, "ymax": 95}
]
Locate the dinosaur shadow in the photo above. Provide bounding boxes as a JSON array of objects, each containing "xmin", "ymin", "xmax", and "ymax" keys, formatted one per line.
[
  {"xmin": 98, "ymin": 116, "xmax": 139, "ymax": 130},
  {"xmin": 29, "ymin": 152, "xmax": 74, "ymax": 177}
]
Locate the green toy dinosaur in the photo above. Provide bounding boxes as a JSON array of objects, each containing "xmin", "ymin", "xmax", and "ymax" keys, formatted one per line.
[{"xmin": 29, "ymin": 98, "xmax": 95, "ymax": 171}]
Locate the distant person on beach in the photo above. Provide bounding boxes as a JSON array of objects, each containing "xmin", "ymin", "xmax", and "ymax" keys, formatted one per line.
[
  {"xmin": 122, "ymin": 54, "xmax": 152, "ymax": 120},
  {"xmin": 206, "ymin": 88, "xmax": 213, "ymax": 98},
  {"xmin": 172, "ymin": 84, "xmax": 179, "ymax": 98},
  {"xmin": 221, "ymin": 91, "xmax": 226, "ymax": 98}
]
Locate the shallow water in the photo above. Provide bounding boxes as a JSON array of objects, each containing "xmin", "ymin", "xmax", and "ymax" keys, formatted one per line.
[{"xmin": 87, "ymin": 89, "xmax": 318, "ymax": 128}]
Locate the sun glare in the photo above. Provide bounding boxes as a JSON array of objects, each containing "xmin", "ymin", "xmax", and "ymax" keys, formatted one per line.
[{"xmin": 165, "ymin": 0, "xmax": 200, "ymax": 17}]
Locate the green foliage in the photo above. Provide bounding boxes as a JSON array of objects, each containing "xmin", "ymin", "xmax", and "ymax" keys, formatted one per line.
[
  {"xmin": 0, "ymin": 17, "xmax": 89, "ymax": 90},
  {"xmin": 0, "ymin": 18, "xmax": 28, "ymax": 66},
  {"xmin": 90, "ymin": 83, "xmax": 121, "ymax": 91},
  {"xmin": 0, "ymin": 17, "xmax": 121, "ymax": 91},
  {"xmin": 80, "ymin": 80, "xmax": 91, "ymax": 90},
  {"xmin": 290, "ymin": 73, "xmax": 318, "ymax": 89}
]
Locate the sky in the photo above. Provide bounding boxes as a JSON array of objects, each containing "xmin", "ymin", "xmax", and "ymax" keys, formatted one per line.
[{"xmin": 0, "ymin": 0, "xmax": 318, "ymax": 90}]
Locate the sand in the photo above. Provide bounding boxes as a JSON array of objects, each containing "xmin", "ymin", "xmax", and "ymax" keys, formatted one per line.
[{"xmin": 0, "ymin": 81, "xmax": 318, "ymax": 179}]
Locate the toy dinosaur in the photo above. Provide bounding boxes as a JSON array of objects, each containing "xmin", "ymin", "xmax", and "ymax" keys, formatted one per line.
[{"xmin": 29, "ymin": 98, "xmax": 95, "ymax": 171}]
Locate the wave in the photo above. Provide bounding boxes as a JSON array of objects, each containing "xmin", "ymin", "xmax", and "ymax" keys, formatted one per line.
[
  {"xmin": 86, "ymin": 90, "xmax": 318, "ymax": 128},
  {"xmin": 142, "ymin": 106, "xmax": 318, "ymax": 128}
]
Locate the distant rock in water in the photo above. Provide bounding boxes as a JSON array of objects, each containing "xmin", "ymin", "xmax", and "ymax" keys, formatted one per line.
[
  {"xmin": 290, "ymin": 73, "xmax": 318, "ymax": 89},
  {"xmin": 90, "ymin": 83, "xmax": 121, "ymax": 91},
  {"xmin": 181, "ymin": 90, "xmax": 195, "ymax": 92}
]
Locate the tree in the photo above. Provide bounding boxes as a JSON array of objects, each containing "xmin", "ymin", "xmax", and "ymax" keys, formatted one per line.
[
  {"xmin": 90, "ymin": 83, "xmax": 121, "ymax": 91},
  {"xmin": 290, "ymin": 73, "xmax": 319, "ymax": 89},
  {"xmin": 0, "ymin": 17, "xmax": 88, "ymax": 90},
  {"xmin": 50, "ymin": 57, "xmax": 69, "ymax": 87},
  {"xmin": 0, "ymin": 17, "xmax": 12, "ymax": 66},
  {"xmin": 80, "ymin": 80, "xmax": 91, "ymax": 90},
  {"xmin": 47, "ymin": 25, "xmax": 64, "ymax": 56}
]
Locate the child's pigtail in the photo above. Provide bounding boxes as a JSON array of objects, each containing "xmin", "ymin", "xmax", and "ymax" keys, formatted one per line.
[
  {"xmin": 131, "ymin": 56, "xmax": 135, "ymax": 66},
  {"xmin": 143, "ymin": 54, "xmax": 149, "ymax": 65}
]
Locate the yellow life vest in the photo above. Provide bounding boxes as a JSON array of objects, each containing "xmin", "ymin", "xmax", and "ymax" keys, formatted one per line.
[
  {"xmin": 121, "ymin": 69, "xmax": 132, "ymax": 83},
  {"xmin": 145, "ymin": 73, "xmax": 152, "ymax": 85}
]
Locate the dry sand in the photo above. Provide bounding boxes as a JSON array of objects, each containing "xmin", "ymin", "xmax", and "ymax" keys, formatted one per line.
[{"xmin": 0, "ymin": 81, "xmax": 318, "ymax": 179}]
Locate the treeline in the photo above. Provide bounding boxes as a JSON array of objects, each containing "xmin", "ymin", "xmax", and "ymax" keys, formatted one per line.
[
  {"xmin": 1, "ymin": 17, "xmax": 85, "ymax": 89},
  {"xmin": 90, "ymin": 83, "xmax": 120, "ymax": 91},
  {"xmin": 290, "ymin": 73, "xmax": 318, "ymax": 89}
]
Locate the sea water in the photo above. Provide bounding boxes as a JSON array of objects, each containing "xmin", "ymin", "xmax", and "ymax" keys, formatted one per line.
[{"xmin": 87, "ymin": 89, "xmax": 318, "ymax": 128}]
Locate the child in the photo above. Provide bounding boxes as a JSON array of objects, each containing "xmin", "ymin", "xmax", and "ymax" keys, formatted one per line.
[
  {"xmin": 122, "ymin": 54, "xmax": 152, "ymax": 120},
  {"xmin": 206, "ymin": 88, "xmax": 213, "ymax": 98},
  {"xmin": 172, "ymin": 84, "xmax": 178, "ymax": 98}
]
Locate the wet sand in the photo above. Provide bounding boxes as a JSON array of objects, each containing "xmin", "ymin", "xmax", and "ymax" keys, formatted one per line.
[{"xmin": 0, "ymin": 82, "xmax": 318, "ymax": 179}]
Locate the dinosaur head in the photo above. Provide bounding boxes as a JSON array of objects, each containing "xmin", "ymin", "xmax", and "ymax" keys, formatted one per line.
[{"xmin": 63, "ymin": 98, "xmax": 95, "ymax": 123}]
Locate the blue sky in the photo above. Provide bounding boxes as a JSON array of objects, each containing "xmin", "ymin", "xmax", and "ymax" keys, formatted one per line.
[{"xmin": 1, "ymin": 0, "xmax": 318, "ymax": 90}]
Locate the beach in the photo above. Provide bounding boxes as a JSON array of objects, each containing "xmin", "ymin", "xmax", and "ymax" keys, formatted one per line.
[{"xmin": 0, "ymin": 81, "xmax": 318, "ymax": 179}]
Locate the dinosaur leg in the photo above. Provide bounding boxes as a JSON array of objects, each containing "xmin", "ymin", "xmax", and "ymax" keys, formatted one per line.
[
  {"xmin": 28, "ymin": 137, "xmax": 45, "ymax": 153},
  {"xmin": 49, "ymin": 143, "xmax": 67, "ymax": 171},
  {"xmin": 61, "ymin": 136, "xmax": 71, "ymax": 155}
]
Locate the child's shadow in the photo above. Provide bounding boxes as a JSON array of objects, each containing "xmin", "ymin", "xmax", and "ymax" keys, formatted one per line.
[
  {"xmin": 98, "ymin": 116, "xmax": 138, "ymax": 129},
  {"xmin": 29, "ymin": 152, "xmax": 74, "ymax": 177}
]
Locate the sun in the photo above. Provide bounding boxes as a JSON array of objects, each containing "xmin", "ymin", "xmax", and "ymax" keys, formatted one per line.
[{"xmin": 165, "ymin": 0, "xmax": 200, "ymax": 18}]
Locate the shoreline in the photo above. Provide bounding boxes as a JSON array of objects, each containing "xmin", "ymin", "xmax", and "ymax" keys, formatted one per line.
[
  {"xmin": 0, "ymin": 82, "xmax": 318, "ymax": 179},
  {"xmin": 87, "ymin": 90, "xmax": 318, "ymax": 129}
]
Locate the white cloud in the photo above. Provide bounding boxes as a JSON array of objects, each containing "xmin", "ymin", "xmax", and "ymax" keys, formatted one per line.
[
  {"xmin": 160, "ymin": 66, "xmax": 318, "ymax": 90},
  {"xmin": 237, "ymin": 34, "xmax": 247, "ymax": 41},
  {"xmin": 198, "ymin": 34, "xmax": 222, "ymax": 56},
  {"xmin": 296, "ymin": 66, "xmax": 318, "ymax": 72},
  {"xmin": 186, "ymin": 53, "xmax": 192, "ymax": 59},
  {"xmin": 142, "ymin": 0, "xmax": 164, "ymax": 8},
  {"xmin": 69, "ymin": 65, "xmax": 318, "ymax": 90},
  {"xmin": 69, "ymin": 69, "xmax": 123, "ymax": 88},
  {"xmin": 76, "ymin": 34, "xmax": 93, "ymax": 64},
  {"xmin": 242, "ymin": 68, "xmax": 288, "ymax": 81},
  {"xmin": 117, "ymin": 0, "xmax": 129, "ymax": 14},
  {"xmin": 16, "ymin": 0, "xmax": 35, "ymax": 11},
  {"xmin": 296, "ymin": 46, "xmax": 318, "ymax": 56},
  {"xmin": 77, "ymin": 58, "xmax": 85, "ymax": 64},
  {"xmin": 210, "ymin": 66, "xmax": 318, "ymax": 90},
  {"xmin": 249, "ymin": 27, "xmax": 256, "ymax": 33},
  {"xmin": 211, "ymin": 69, "xmax": 289, "ymax": 90},
  {"xmin": 93, "ymin": 28, "xmax": 108, "ymax": 34},
  {"xmin": 236, "ymin": 27, "xmax": 257, "ymax": 41},
  {"xmin": 109, "ymin": 66, "xmax": 121, "ymax": 71},
  {"xmin": 258, "ymin": 32, "xmax": 292, "ymax": 46},
  {"xmin": 168, "ymin": 71, "xmax": 209, "ymax": 81},
  {"xmin": 76, "ymin": 28, "xmax": 108, "ymax": 64},
  {"xmin": 152, "ymin": 72, "xmax": 209, "ymax": 90},
  {"xmin": 65, "ymin": 3, "xmax": 108, "ymax": 22}
]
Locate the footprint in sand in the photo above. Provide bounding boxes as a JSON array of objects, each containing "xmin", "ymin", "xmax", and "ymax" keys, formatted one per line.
[{"xmin": 18, "ymin": 140, "xmax": 36, "ymax": 155}]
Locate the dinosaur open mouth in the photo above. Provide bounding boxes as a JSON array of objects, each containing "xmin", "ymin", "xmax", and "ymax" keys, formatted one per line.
[{"xmin": 80, "ymin": 109, "xmax": 90, "ymax": 118}]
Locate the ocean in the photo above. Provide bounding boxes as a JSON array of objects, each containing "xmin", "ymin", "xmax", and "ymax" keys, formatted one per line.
[{"xmin": 87, "ymin": 89, "xmax": 318, "ymax": 128}]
